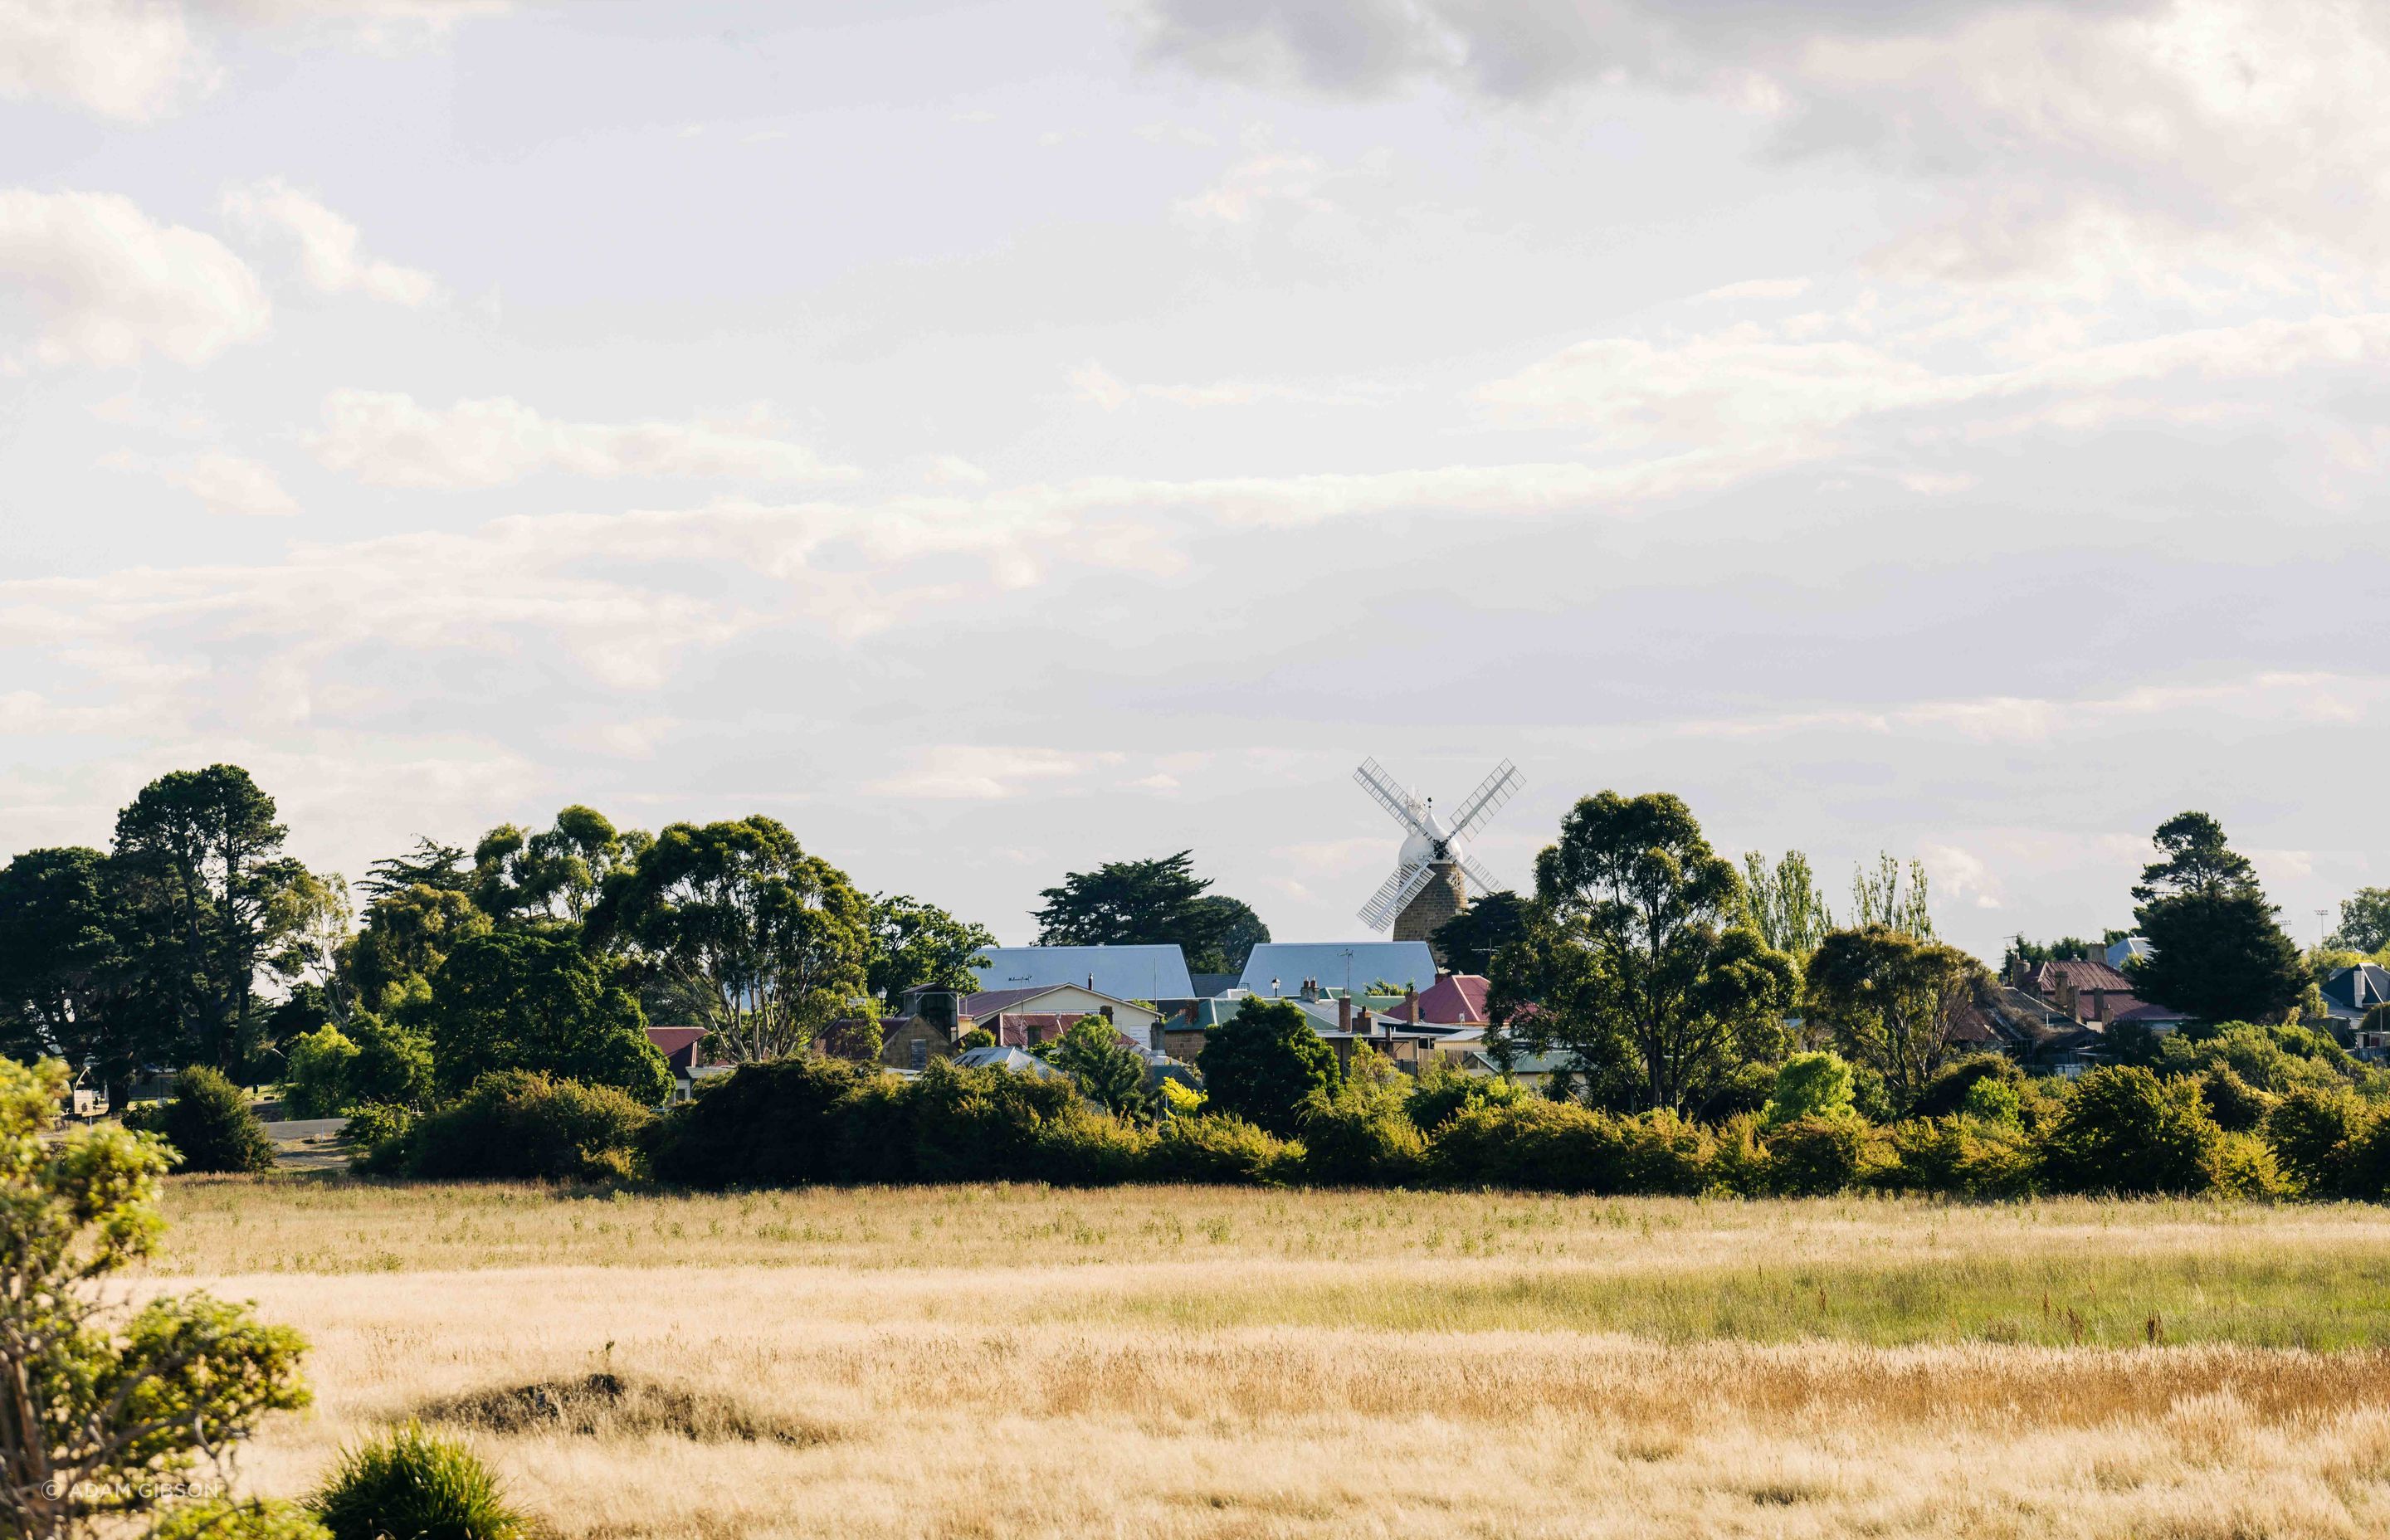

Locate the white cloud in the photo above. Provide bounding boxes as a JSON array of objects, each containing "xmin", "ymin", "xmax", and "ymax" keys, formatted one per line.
[
  {"xmin": 1071, "ymin": 358, "xmax": 1380, "ymax": 410},
  {"xmin": 165, "ymin": 451, "xmax": 299, "ymax": 516},
  {"xmin": 310, "ymin": 391, "xmax": 857, "ymax": 488},
  {"xmin": 0, "ymin": 189, "xmax": 270, "ymax": 368},
  {"xmin": 1176, "ymin": 149, "xmax": 1331, "ymax": 224},
  {"xmin": 866, "ymin": 748, "xmax": 1119, "ymax": 801},
  {"xmin": 222, "ymin": 178, "xmax": 439, "ymax": 305},
  {"xmin": 1697, "ymin": 277, "xmax": 1812, "ymax": 303},
  {"xmin": 0, "ymin": 0, "xmax": 210, "ymax": 120}
]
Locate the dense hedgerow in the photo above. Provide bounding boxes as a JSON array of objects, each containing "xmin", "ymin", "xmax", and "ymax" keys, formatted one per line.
[
  {"xmin": 127, "ymin": 1065, "xmax": 277, "ymax": 1174},
  {"xmin": 368, "ymin": 1029, "xmax": 2390, "ymax": 1201}
]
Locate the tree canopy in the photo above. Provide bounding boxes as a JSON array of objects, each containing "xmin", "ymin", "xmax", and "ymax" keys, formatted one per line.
[
  {"xmin": 1804, "ymin": 926, "xmax": 1989, "ymax": 1113},
  {"xmin": 865, "ymin": 893, "xmax": 996, "ymax": 1005},
  {"xmin": 1429, "ymin": 889, "xmax": 1530, "ymax": 972},
  {"xmin": 1510, "ymin": 792, "xmax": 1797, "ymax": 1115},
  {"xmin": 417, "ymin": 931, "xmax": 669, "ymax": 1104},
  {"xmin": 2129, "ymin": 811, "xmax": 2300, "ymax": 1026},
  {"xmin": 1196, "ymin": 996, "xmax": 1337, "ymax": 1138},
  {"xmin": 1740, "ymin": 851, "xmax": 1835, "ymax": 962},
  {"xmin": 1032, "ymin": 851, "xmax": 1270, "ymax": 972},
  {"xmin": 2331, "ymin": 888, "xmax": 2390, "ymax": 954}
]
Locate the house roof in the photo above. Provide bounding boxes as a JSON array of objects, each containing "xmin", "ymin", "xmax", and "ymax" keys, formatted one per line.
[
  {"xmin": 2041, "ymin": 958, "xmax": 2135, "ymax": 993},
  {"xmin": 952, "ymin": 1045, "xmax": 1066, "ymax": 1079},
  {"xmin": 1239, "ymin": 941, "xmax": 1438, "ymax": 996},
  {"xmin": 2323, "ymin": 964, "xmax": 2390, "ymax": 1014},
  {"xmin": 2105, "ymin": 936, "xmax": 2154, "ymax": 970},
  {"xmin": 988, "ymin": 1012, "xmax": 1137, "ymax": 1050},
  {"xmin": 645, "ymin": 1026, "xmax": 705, "ymax": 1058},
  {"xmin": 973, "ymin": 945, "xmax": 1193, "ymax": 1001},
  {"xmin": 1383, "ymin": 974, "xmax": 1490, "ymax": 1026},
  {"xmin": 2109, "ymin": 1000, "xmax": 2194, "ymax": 1026}
]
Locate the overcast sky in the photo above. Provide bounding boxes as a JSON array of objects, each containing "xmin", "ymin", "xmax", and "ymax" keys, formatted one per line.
[{"xmin": 2, "ymin": 0, "xmax": 2384, "ymax": 961}]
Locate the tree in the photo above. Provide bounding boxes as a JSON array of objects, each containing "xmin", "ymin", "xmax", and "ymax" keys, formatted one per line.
[
  {"xmin": 111, "ymin": 765, "xmax": 307, "ymax": 1071},
  {"xmin": 2330, "ymin": 888, "xmax": 2390, "ymax": 953},
  {"xmin": 2129, "ymin": 812, "xmax": 2300, "ymax": 1026},
  {"xmin": 1512, "ymin": 792, "xmax": 1797, "ymax": 1114},
  {"xmin": 1763, "ymin": 1050, "xmax": 1856, "ymax": 1128},
  {"xmin": 589, "ymin": 816, "xmax": 870, "ymax": 1065},
  {"xmin": 2036, "ymin": 1065, "xmax": 2222, "ymax": 1195},
  {"xmin": 342, "ymin": 885, "xmax": 491, "ymax": 1015},
  {"xmin": 1032, "ymin": 851, "xmax": 1268, "ymax": 972},
  {"xmin": 1848, "ymin": 854, "xmax": 1934, "ymax": 938},
  {"xmin": 864, "ymin": 894, "xmax": 995, "ymax": 1007},
  {"xmin": 2132, "ymin": 811, "xmax": 2258, "ymax": 904},
  {"xmin": 2003, "ymin": 935, "xmax": 2107, "ymax": 972},
  {"xmin": 1740, "ymin": 853, "xmax": 1835, "ymax": 963},
  {"xmin": 281, "ymin": 1025, "xmax": 362, "ymax": 1118},
  {"xmin": 143, "ymin": 1065, "xmax": 277, "ymax": 1174},
  {"xmin": 0, "ymin": 1058, "xmax": 311, "ymax": 1540},
  {"xmin": 0, "ymin": 848, "xmax": 160, "ymax": 1107},
  {"xmin": 1430, "ymin": 890, "xmax": 1530, "ymax": 973},
  {"xmin": 418, "ymin": 932, "xmax": 669, "ymax": 1104},
  {"xmin": 1045, "ymin": 1016, "xmax": 1153, "ymax": 1119},
  {"xmin": 1197, "ymin": 997, "xmax": 1337, "ymax": 1138},
  {"xmin": 357, "ymin": 836, "xmax": 469, "ymax": 901},
  {"xmin": 265, "ymin": 870, "xmax": 355, "ymax": 1027},
  {"xmin": 471, "ymin": 807, "xmax": 646, "ymax": 930},
  {"xmin": 1803, "ymin": 926, "xmax": 1991, "ymax": 1113}
]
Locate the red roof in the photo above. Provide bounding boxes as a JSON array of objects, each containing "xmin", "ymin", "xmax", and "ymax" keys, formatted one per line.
[
  {"xmin": 990, "ymin": 1013, "xmax": 1136, "ymax": 1050},
  {"xmin": 1382, "ymin": 975, "xmax": 1490, "ymax": 1026},
  {"xmin": 2041, "ymin": 958, "xmax": 2134, "ymax": 993},
  {"xmin": 646, "ymin": 1026, "xmax": 706, "ymax": 1072}
]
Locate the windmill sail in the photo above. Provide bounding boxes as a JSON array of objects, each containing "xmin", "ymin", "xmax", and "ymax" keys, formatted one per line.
[
  {"xmin": 1358, "ymin": 861, "xmax": 1436, "ymax": 931},
  {"xmin": 1354, "ymin": 758, "xmax": 1431, "ymax": 837},
  {"xmin": 1448, "ymin": 759, "xmax": 1520, "ymax": 839}
]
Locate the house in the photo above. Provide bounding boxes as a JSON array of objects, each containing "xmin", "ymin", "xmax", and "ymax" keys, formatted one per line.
[
  {"xmin": 1380, "ymin": 974, "xmax": 1491, "ymax": 1027},
  {"xmin": 972, "ymin": 944, "xmax": 1194, "ymax": 1001},
  {"xmin": 645, "ymin": 1026, "xmax": 708, "ymax": 1102},
  {"xmin": 2106, "ymin": 1000, "xmax": 2194, "ymax": 1036},
  {"xmin": 2320, "ymin": 964, "xmax": 2390, "ymax": 1058},
  {"xmin": 951, "ymin": 1045, "xmax": 1066, "ymax": 1079},
  {"xmin": 1238, "ymin": 941, "xmax": 1438, "ymax": 997},
  {"xmin": 2105, "ymin": 936, "xmax": 2154, "ymax": 972},
  {"xmin": 881, "ymin": 983, "xmax": 1164, "ymax": 1070},
  {"xmin": 2032, "ymin": 958, "xmax": 2140, "ymax": 1026}
]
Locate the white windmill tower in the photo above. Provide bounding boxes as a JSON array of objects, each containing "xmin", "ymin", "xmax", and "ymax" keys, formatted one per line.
[{"xmin": 1353, "ymin": 758, "xmax": 1521, "ymax": 962}]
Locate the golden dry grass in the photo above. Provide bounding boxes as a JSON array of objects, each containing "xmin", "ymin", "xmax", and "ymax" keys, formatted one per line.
[{"xmin": 154, "ymin": 1179, "xmax": 2390, "ymax": 1538}]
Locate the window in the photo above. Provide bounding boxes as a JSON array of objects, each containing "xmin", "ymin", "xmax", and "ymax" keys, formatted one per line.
[{"xmin": 910, "ymin": 1037, "xmax": 928, "ymax": 1071}]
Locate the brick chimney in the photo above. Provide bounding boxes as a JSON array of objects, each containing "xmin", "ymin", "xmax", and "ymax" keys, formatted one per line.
[{"xmin": 1339, "ymin": 996, "xmax": 1352, "ymax": 1032}]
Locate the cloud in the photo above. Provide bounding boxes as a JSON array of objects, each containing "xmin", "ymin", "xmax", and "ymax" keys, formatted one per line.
[
  {"xmin": 1176, "ymin": 149, "xmax": 1331, "ymax": 224},
  {"xmin": 1130, "ymin": 1, "xmax": 2390, "ymax": 288},
  {"xmin": 165, "ymin": 451, "xmax": 299, "ymax": 516},
  {"xmin": 310, "ymin": 391, "xmax": 858, "ymax": 488},
  {"xmin": 222, "ymin": 178, "xmax": 440, "ymax": 305},
  {"xmin": 1070, "ymin": 358, "xmax": 1383, "ymax": 410},
  {"xmin": 1677, "ymin": 673, "xmax": 2389, "ymax": 746},
  {"xmin": 0, "ymin": 0, "xmax": 210, "ymax": 120},
  {"xmin": 866, "ymin": 748, "xmax": 1123, "ymax": 801},
  {"xmin": 0, "ymin": 189, "xmax": 270, "ymax": 368},
  {"xmin": 0, "ymin": 0, "xmax": 505, "ymax": 121}
]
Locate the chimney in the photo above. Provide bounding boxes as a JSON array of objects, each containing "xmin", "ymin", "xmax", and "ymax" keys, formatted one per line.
[
  {"xmin": 1339, "ymin": 996, "xmax": 1352, "ymax": 1032},
  {"xmin": 1100, "ymin": 1004, "xmax": 1114, "ymax": 1022}
]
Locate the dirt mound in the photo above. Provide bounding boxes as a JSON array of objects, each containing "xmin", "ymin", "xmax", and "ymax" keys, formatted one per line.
[{"xmin": 421, "ymin": 1372, "xmax": 832, "ymax": 1446}]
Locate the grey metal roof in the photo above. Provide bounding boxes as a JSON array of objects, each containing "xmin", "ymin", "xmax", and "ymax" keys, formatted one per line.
[
  {"xmin": 1240, "ymin": 941, "xmax": 1438, "ymax": 996},
  {"xmin": 952, "ymin": 1045, "xmax": 1065, "ymax": 1079},
  {"xmin": 2324, "ymin": 963, "xmax": 2390, "ymax": 1013},
  {"xmin": 2105, "ymin": 937, "xmax": 2154, "ymax": 970},
  {"xmin": 973, "ymin": 945, "xmax": 1194, "ymax": 1001}
]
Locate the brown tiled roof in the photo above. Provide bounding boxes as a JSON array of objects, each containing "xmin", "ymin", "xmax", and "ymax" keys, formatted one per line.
[
  {"xmin": 2047, "ymin": 958, "xmax": 2135, "ymax": 992},
  {"xmin": 990, "ymin": 1013, "xmax": 1135, "ymax": 1050},
  {"xmin": 1383, "ymin": 975, "xmax": 1490, "ymax": 1026}
]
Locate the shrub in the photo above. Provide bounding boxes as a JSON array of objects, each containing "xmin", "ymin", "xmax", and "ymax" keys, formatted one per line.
[
  {"xmin": 1958, "ymin": 1076, "xmax": 2022, "ymax": 1127},
  {"xmin": 1197, "ymin": 997, "xmax": 1337, "ymax": 1138},
  {"xmin": 418, "ymin": 930, "xmax": 670, "ymax": 1104},
  {"xmin": 343, "ymin": 1103, "xmax": 415, "ymax": 1174},
  {"xmin": 2036, "ymin": 1066, "xmax": 2223, "ymax": 1195},
  {"xmin": 901, "ymin": 1059, "xmax": 1153, "ymax": 1187},
  {"xmin": 1909, "ymin": 1054, "xmax": 2026, "ymax": 1120},
  {"xmin": 1428, "ymin": 1101, "xmax": 1712, "ymax": 1195},
  {"xmin": 310, "ymin": 1423, "xmax": 527, "ymax": 1540},
  {"xmin": 280, "ymin": 1026, "xmax": 361, "ymax": 1118},
  {"xmin": 648, "ymin": 1056, "xmax": 878, "ymax": 1189},
  {"xmin": 2217, "ymin": 1131, "xmax": 2290, "ymax": 1201},
  {"xmin": 2196, "ymin": 1065, "xmax": 2275, "ymax": 1132},
  {"xmin": 1761, "ymin": 1115, "xmax": 1875, "ymax": 1196},
  {"xmin": 1763, "ymin": 1052, "xmax": 1856, "ymax": 1128},
  {"xmin": 1403, "ymin": 1061, "xmax": 1526, "ymax": 1134},
  {"xmin": 404, "ymin": 1072, "xmax": 655, "ymax": 1182},
  {"xmin": 1612, "ymin": 1111, "xmax": 1714, "ymax": 1195},
  {"xmin": 1149, "ymin": 1114, "xmax": 1300, "ymax": 1185},
  {"xmin": 149, "ymin": 1499, "xmax": 329, "ymax": 1540},
  {"xmin": 148, "ymin": 1066, "xmax": 276, "ymax": 1174},
  {"xmin": 2342, "ymin": 1112, "xmax": 2390, "ymax": 1201},
  {"xmin": 348, "ymin": 1012, "xmax": 436, "ymax": 1111},
  {"xmin": 2262, "ymin": 1085, "xmax": 2366, "ymax": 1196},
  {"xmin": 958, "ymin": 1027, "xmax": 996, "ymax": 1050},
  {"xmin": 1882, "ymin": 1114, "xmax": 2033, "ymax": 1198},
  {"xmin": 1298, "ymin": 1061, "xmax": 1425, "ymax": 1187}
]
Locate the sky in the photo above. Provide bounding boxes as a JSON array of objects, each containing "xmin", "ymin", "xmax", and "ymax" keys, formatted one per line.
[{"xmin": 2, "ymin": 0, "xmax": 2386, "ymax": 962}]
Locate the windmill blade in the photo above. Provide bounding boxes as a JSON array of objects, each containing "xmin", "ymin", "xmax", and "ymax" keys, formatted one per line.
[
  {"xmin": 1353, "ymin": 758, "xmax": 1430, "ymax": 837},
  {"xmin": 1447, "ymin": 759, "xmax": 1521, "ymax": 840},
  {"xmin": 1459, "ymin": 853, "xmax": 1504, "ymax": 896},
  {"xmin": 1358, "ymin": 861, "xmax": 1436, "ymax": 932}
]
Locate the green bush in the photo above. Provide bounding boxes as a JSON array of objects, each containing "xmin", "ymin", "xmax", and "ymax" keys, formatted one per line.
[
  {"xmin": 146, "ymin": 1065, "xmax": 276, "ymax": 1174},
  {"xmin": 2264, "ymin": 1085, "xmax": 2368, "ymax": 1196},
  {"xmin": 648, "ymin": 1055, "xmax": 878, "ymax": 1189},
  {"xmin": 1882, "ymin": 1115, "xmax": 2033, "ymax": 1198},
  {"xmin": 280, "ymin": 1025, "xmax": 361, "ymax": 1118},
  {"xmin": 1909, "ymin": 1054, "xmax": 2026, "ymax": 1119},
  {"xmin": 1149, "ymin": 1114, "xmax": 1301, "ymax": 1184},
  {"xmin": 1297, "ymin": 1063, "xmax": 1425, "ymax": 1187},
  {"xmin": 311, "ymin": 1423, "xmax": 528, "ymax": 1540},
  {"xmin": 2342, "ymin": 1112, "xmax": 2390, "ymax": 1201},
  {"xmin": 1958, "ymin": 1076, "xmax": 2022, "ymax": 1127},
  {"xmin": 2036, "ymin": 1066, "xmax": 2223, "ymax": 1196},
  {"xmin": 1761, "ymin": 1115, "xmax": 1875, "ymax": 1196},
  {"xmin": 149, "ymin": 1499, "xmax": 329, "ymax": 1540},
  {"xmin": 2197, "ymin": 1065, "xmax": 2275, "ymax": 1132},
  {"xmin": 1427, "ymin": 1101, "xmax": 1713, "ymax": 1195},
  {"xmin": 1764, "ymin": 1052, "xmax": 1856, "ymax": 1128},
  {"xmin": 343, "ymin": 1103, "xmax": 416, "ymax": 1174},
  {"xmin": 1196, "ymin": 997, "xmax": 1338, "ymax": 1138},
  {"xmin": 2217, "ymin": 1131, "xmax": 2290, "ymax": 1201},
  {"xmin": 1403, "ymin": 1061, "xmax": 1527, "ymax": 1134},
  {"xmin": 403, "ymin": 1072, "xmax": 655, "ymax": 1182}
]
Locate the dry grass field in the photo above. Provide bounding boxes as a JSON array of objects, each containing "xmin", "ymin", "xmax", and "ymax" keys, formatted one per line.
[{"xmin": 149, "ymin": 1179, "xmax": 2390, "ymax": 1538}]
